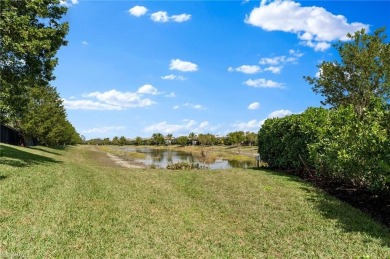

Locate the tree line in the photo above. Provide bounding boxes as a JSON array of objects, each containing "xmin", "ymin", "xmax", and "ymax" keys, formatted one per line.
[
  {"xmin": 0, "ymin": 0, "xmax": 81, "ymax": 146},
  {"xmin": 259, "ymin": 29, "xmax": 390, "ymax": 195},
  {"xmin": 86, "ymin": 131, "xmax": 258, "ymax": 147}
]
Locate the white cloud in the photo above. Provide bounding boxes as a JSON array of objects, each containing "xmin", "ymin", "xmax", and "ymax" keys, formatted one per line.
[
  {"xmin": 315, "ymin": 67, "xmax": 323, "ymax": 78},
  {"xmin": 184, "ymin": 103, "xmax": 206, "ymax": 110},
  {"xmin": 145, "ymin": 120, "xmax": 218, "ymax": 135},
  {"xmin": 81, "ymin": 41, "xmax": 88, "ymax": 45},
  {"xmin": 268, "ymin": 109, "xmax": 293, "ymax": 118},
  {"xmin": 248, "ymin": 102, "xmax": 260, "ymax": 110},
  {"xmin": 63, "ymin": 99, "xmax": 122, "ymax": 110},
  {"xmin": 170, "ymin": 59, "xmax": 198, "ymax": 72},
  {"xmin": 173, "ymin": 105, "xmax": 180, "ymax": 109},
  {"xmin": 161, "ymin": 74, "xmax": 186, "ymax": 80},
  {"xmin": 81, "ymin": 126, "xmax": 125, "ymax": 134},
  {"xmin": 129, "ymin": 6, "xmax": 148, "ymax": 17},
  {"xmin": 199, "ymin": 121, "xmax": 209, "ymax": 129},
  {"xmin": 244, "ymin": 78, "xmax": 284, "ymax": 88},
  {"xmin": 151, "ymin": 11, "xmax": 169, "ymax": 22},
  {"xmin": 233, "ymin": 119, "xmax": 264, "ymax": 131},
  {"xmin": 165, "ymin": 92, "xmax": 176, "ymax": 98},
  {"xmin": 258, "ymin": 49, "xmax": 303, "ymax": 73},
  {"xmin": 59, "ymin": 0, "xmax": 78, "ymax": 7},
  {"xmin": 259, "ymin": 56, "xmax": 285, "ymax": 65},
  {"xmin": 171, "ymin": 14, "xmax": 191, "ymax": 23},
  {"xmin": 86, "ymin": 89, "xmax": 156, "ymax": 108},
  {"xmin": 228, "ymin": 65, "xmax": 262, "ymax": 74},
  {"xmin": 245, "ymin": 0, "xmax": 369, "ymax": 51},
  {"xmin": 232, "ymin": 109, "xmax": 293, "ymax": 131},
  {"xmin": 264, "ymin": 66, "xmax": 282, "ymax": 74},
  {"xmin": 151, "ymin": 11, "xmax": 191, "ymax": 23},
  {"xmin": 137, "ymin": 84, "xmax": 159, "ymax": 95},
  {"xmin": 145, "ymin": 120, "xmax": 197, "ymax": 134},
  {"xmin": 64, "ymin": 88, "xmax": 158, "ymax": 111}
]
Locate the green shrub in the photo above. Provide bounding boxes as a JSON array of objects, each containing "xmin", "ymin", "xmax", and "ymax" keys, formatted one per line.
[
  {"xmin": 309, "ymin": 104, "xmax": 390, "ymax": 192},
  {"xmin": 258, "ymin": 104, "xmax": 390, "ymax": 194},
  {"xmin": 258, "ymin": 107, "xmax": 329, "ymax": 173},
  {"xmin": 166, "ymin": 162, "xmax": 206, "ymax": 170}
]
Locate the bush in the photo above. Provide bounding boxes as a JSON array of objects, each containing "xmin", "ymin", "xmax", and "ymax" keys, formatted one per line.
[
  {"xmin": 258, "ymin": 107, "xmax": 329, "ymax": 173},
  {"xmin": 309, "ymin": 104, "xmax": 390, "ymax": 192},
  {"xmin": 166, "ymin": 162, "xmax": 206, "ymax": 170},
  {"xmin": 258, "ymin": 104, "xmax": 390, "ymax": 194}
]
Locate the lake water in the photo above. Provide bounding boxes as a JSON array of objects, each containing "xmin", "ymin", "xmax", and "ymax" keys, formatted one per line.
[{"xmin": 121, "ymin": 147, "xmax": 257, "ymax": 169}]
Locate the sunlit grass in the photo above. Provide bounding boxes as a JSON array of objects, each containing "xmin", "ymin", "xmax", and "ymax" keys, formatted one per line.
[{"xmin": 0, "ymin": 144, "xmax": 389, "ymax": 258}]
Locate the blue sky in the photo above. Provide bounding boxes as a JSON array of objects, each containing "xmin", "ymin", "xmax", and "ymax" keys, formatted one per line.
[{"xmin": 55, "ymin": 0, "xmax": 390, "ymax": 139}]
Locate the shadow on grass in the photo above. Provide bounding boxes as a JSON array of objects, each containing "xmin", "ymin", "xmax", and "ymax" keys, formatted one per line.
[
  {"xmin": 251, "ymin": 167, "xmax": 390, "ymax": 247},
  {"xmin": 0, "ymin": 144, "xmax": 61, "ymax": 167},
  {"xmin": 29, "ymin": 146, "xmax": 62, "ymax": 156}
]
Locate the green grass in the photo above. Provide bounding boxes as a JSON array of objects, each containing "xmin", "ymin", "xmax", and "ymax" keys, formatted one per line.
[{"xmin": 0, "ymin": 144, "xmax": 389, "ymax": 258}]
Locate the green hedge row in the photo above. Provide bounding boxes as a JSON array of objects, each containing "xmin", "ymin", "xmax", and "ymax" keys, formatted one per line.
[{"xmin": 258, "ymin": 105, "xmax": 390, "ymax": 193}]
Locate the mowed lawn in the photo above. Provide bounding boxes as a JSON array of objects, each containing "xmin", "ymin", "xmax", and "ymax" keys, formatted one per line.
[{"xmin": 0, "ymin": 144, "xmax": 389, "ymax": 258}]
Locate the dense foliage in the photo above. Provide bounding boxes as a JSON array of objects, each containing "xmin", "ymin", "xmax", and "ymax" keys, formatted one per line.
[
  {"xmin": 259, "ymin": 29, "xmax": 390, "ymax": 194},
  {"xmin": 0, "ymin": 0, "xmax": 79, "ymax": 146},
  {"xmin": 21, "ymin": 85, "xmax": 80, "ymax": 145},
  {"xmin": 86, "ymin": 131, "xmax": 259, "ymax": 147},
  {"xmin": 304, "ymin": 28, "xmax": 390, "ymax": 118},
  {"xmin": 259, "ymin": 106, "xmax": 390, "ymax": 193}
]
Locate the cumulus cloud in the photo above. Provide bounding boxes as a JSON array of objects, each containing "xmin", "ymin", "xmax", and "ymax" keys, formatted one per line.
[
  {"xmin": 63, "ymin": 99, "xmax": 122, "ymax": 111},
  {"xmin": 59, "ymin": 0, "xmax": 78, "ymax": 7},
  {"xmin": 145, "ymin": 120, "xmax": 218, "ymax": 135},
  {"xmin": 245, "ymin": 0, "xmax": 368, "ymax": 51},
  {"xmin": 144, "ymin": 120, "xmax": 196, "ymax": 134},
  {"xmin": 151, "ymin": 11, "xmax": 191, "ymax": 23},
  {"xmin": 244, "ymin": 78, "xmax": 284, "ymax": 88},
  {"xmin": 170, "ymin": 59, "xmax": 198, "ymax": 72},
  {"xmin": 259, "ymin": 49, "xmax": 303, "ymax": 73},
  {"xmin": 171, "ymin": 14, "xmax": 191, "ymax": 22},
  {"xmin": 161, "ymin": 74, "xmax": 186, "ymax": 80},
  {"xmin": 151, "ymin": 11, "xmax": 169, "ymax": 22},
  {"xmin": 81, "ymin": 126, "xmax": 125, "ymax": 134},
  {"xmin": 230, "ymin": 49, "xmax": 302, "ymax": 75},
  {"xmin": 137, "ymin": 84, "xmax": 159, "ymax": 95},
  {"xmin": 63, "ymin": 87, "xmax": 158, "ymax": 111},
  {"xmin": 129, "ymin": 6, "xmax": 148, "ymax": 17},
  {"xmin": 232, "ymin": 109, "xmax": 293, "ymax": 131},
  {"xmin": 264, "ymin": 66, "xmax": 282, "ymax": 74},
  {"xmin": 228, "ymin": 65, "xmax": 262, "ymax": 74},
  {"xmin": 184, "ymin": 103, "xmax": 206, "ymax": 110},
  {"xmin": 248, "ymin": 102, "xmax": 260, "ymax": 110},
  {"xmin": 233, "ymin": 119, "xmax": 263, "ymax": 131},
  {"xmin": 268, "ymin": 109, "xmax": 293, "ymax": 118}
]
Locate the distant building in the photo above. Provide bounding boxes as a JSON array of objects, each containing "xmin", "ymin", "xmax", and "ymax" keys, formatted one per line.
[
  {"xmin": 0, "ymin": 124, "xmax": 20, "ymax": 145},
  {"xmin": 0, "ymin": 124, "xmax": 38, "ymax": 146}
]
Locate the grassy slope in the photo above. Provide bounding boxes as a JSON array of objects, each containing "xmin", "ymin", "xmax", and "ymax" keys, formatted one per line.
[{"xmin": 0, "ymin": 144, "xmax": 389, "ymax": 258}]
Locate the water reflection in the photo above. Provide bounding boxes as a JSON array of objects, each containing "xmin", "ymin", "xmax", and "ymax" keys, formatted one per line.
[{"xmin": 121, "ymin": 147, "xmax": 256, "ymax": 169}]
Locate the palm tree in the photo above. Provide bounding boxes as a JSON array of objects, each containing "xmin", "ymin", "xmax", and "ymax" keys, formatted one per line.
[
  {"xmin": 166, "ymin": 133, "xmax": 173, "ymax": 145},
  {"xmin": 188, "ymin": 132, "xmax": 196, "ymax": 145}
]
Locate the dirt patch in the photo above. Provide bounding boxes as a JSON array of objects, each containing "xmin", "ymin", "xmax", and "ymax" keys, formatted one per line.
[{"xmin": 106, "ymin": 153, "xmax": 146, "ymax": 169}]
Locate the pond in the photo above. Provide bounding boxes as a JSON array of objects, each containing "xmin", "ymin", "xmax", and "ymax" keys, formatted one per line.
[{"xmin": 120, "ymin": 147, "xmax": 257, "ymax": 169}]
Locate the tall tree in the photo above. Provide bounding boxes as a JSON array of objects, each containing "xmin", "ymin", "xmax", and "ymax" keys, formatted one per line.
[
  {"xmin": 21, "ymin": 85, "xmax": 80, "ymax": 146},
  {"xmin": 151, "ymin": 133, "xmax": 164, "ymax": 145},
  {"xmin": 0, "ymin": 0, "xmax": 69, "ymax": 124},
  {"xmin": 304, "ymin": 28, "xmax": 390, "ymax": 118},
  {"xmin": 227, "ymin": 131, "xmax": 245, "ymax": 146}
]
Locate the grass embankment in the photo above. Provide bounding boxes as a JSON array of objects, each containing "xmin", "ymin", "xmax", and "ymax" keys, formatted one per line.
[{"xmin": 0, "ymin": 144, "xmax": 389, "ymax": 258}]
